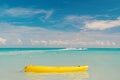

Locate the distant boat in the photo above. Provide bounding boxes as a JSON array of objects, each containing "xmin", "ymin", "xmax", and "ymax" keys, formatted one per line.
[{"xmin": 63, "ymin": 48, "xmax": 87, "ymax": 50}]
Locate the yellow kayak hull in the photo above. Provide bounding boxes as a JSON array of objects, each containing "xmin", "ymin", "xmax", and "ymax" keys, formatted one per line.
[{"xmin": 24, "ymin": 65, "xmax": 88, "ymax": 73}]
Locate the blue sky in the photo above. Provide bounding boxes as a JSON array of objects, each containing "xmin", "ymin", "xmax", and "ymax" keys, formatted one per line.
[{"xmin": 0, "ymin": 0, "xmax": 120, "ymax": 47}]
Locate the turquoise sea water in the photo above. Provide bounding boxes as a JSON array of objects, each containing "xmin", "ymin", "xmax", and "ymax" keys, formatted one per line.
[{"xmin": 0, "ymin": 48, "xmax": 120, "ymax": 80}]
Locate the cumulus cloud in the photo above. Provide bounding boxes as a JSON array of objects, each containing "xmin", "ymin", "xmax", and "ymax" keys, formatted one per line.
[
  {"xmin": 30, "ymin": 39, "xmax": 117, "ymax": 47},
  {"xmin": 0, "ymin": 22, "xmax": 50, "ymax": 47},
  {"xmin": 95, "ymin": 40, "xmax": 116, "ymax": 46},
  {"xmin": 17, "ymin": 38, "xmax": 22, "ymax": 44},
  {"xmin": 85, "ymin": 18, "xmax": 120, "ymax": 30},
  {"xmin": 57, "ymin": 15, "xmax": 120, "ymax": 31},
  {"xmin": 30, "ymin": 39, "xmax": 87, "ymax": 46},
  {"xmin": 0, "ymin": 37, "xmax": 6, "ymax": 44},
  {"xmin": 0, "ymin": 22, "xmax": 48, "ymax": 33},
  {"xmin": 0, "ymin": 22, "xmax": 119, "ymax": 47}
]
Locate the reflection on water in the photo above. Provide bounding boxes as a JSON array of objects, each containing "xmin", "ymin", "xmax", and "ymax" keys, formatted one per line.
[{"xmin": 25, "ymin": 72, "xmax": 89, "ymax": 80}]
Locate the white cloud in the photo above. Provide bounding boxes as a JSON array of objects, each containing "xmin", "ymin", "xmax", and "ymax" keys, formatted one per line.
[
  {"xmin": 44, "ymin": 10, "xmax": 53, "ymax": 20},
  {"xmin": 65, "ymin": 15, "xmax": 93, "ymax": 27},
  {"xmin": 85, "ymin": 18, "xmax": 120, "ymax": 30},
  {"xmin": 59, "ymin": 15, "xmax": 120, "ymax": 31},
  {"xmin": 17, "ymin": 38, "xmax": 22, "ymax": 44},
  {"xmin": 65, "ymin": 15, "xmax": 93, "ymax": 21},
  {"xmin": 5, "ymin": 8, "xmax": 52, "ymax": 16},
  {"xmin": 107, "ymin": 8, "xmax": 120, "ymax": 12},
  {"xmin": 0, "ymin": 37, "xmax": 6, "ymax": 44},
  {"xmin": 52, "ymin": 15, "xmax": 93, "ymax": 31},
  {"xmin": 0, "ymin": 22, "xmax": 120, "ymax": 47},
  {"xmin": 5, "ymin": 8, "xmax": 32, "ymax": 16},
  {"xmin": 0, "ymin": 22, "xmax": 48, "ymax": 33},
  {"xmin": 95, "ymin": 40, "xmax": 117, "ymax": 46},
  {"xmin": 30, "ymin": 39, "xmax": 87, "ymax": 46},
  {"xmin": 4, "ymin": 8, "xmax": 53, "ymax": 21},
  {"xmin": 30, "ymin": 39, "xmax": 118, "ymax": 47},
  {"xmin": 31, "ymin": 40, "xmax": 48, "ymax": 45}
]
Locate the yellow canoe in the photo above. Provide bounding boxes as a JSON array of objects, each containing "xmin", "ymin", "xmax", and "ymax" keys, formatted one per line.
[{"xmin": 24, "ymin": 65, "xmax": 88, "ymax": 73}]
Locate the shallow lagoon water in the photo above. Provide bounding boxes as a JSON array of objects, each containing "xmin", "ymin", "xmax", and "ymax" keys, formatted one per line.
[{"xmin": 0, "ymin": 48, "xmax": 120, "ymax": 80}]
